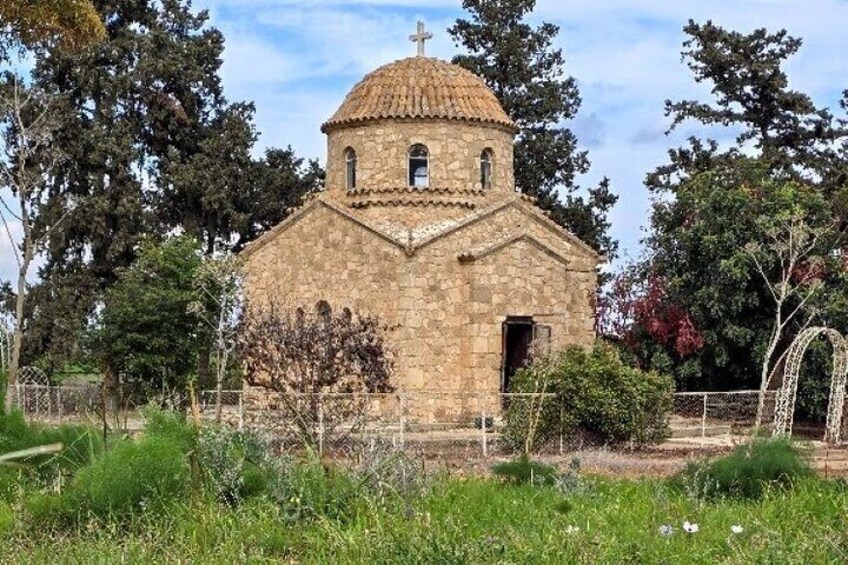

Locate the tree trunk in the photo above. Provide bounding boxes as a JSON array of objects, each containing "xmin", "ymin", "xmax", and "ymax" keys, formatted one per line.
[
  {"xmin": 214, "ymin": 348, "xmax": 225, "ymax": 423},
  {"xmin": 197, "ymin": 342, "xmax": 211, "ymax": 389},
  {"xmin": 5, "ymin": 257, "xmax": 30, "ymax": 413},
  {"xmin": 755, "ymin": 311, "xmax": 783, "ymax": 428}
]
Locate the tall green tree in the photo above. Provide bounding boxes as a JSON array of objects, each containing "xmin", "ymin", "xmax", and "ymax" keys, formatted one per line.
[
  {"xmin": 647, "ymin": 20, "xmax": 844, "ymax": 194},
  {"xmin": 21, "ymin": 0, "xmax": 319, "ymax": 372},
  {"xmin": 449, "ymin": 0, "xmax": 617, "ymax": 258},
  {"xmin": 95, "ymin": 236, "xmax": 203, "ymax": 406},
  {"xmin": 613, "ymin": 21, "xmax": 848, "ymax": 407}
]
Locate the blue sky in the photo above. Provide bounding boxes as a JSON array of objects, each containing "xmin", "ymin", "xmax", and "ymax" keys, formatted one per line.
[
  {"xmin": 202, "ymin": 0, "xmax": 848, "ymax": 265},
  {"xmin": 3, "ymin": 0, "xmax": 848, "ymax": 283}
]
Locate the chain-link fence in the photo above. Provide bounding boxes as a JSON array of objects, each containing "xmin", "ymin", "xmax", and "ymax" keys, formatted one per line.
[
  {"xmin": 672, "ymin": 390, "xmax": 777, "ymax": 439},
  {"xmin": 12, "ymin": 384, "xmax": 789, "ymax": 455}
]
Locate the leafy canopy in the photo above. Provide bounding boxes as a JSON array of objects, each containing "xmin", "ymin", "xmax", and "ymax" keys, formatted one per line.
[{"xmin": 450, "ymin": 0, "xmax": 617, "ymax": 258}]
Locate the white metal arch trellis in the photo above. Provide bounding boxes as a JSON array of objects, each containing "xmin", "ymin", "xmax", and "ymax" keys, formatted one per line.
[
  {"xmin": 773, "ymin": 327, "xmax": 848, "ymax": 443},
  {"xmin": 17, "ymin": 366, "xmax": 49, "ymax": 386}
]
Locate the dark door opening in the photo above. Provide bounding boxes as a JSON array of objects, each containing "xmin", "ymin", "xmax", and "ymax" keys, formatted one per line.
[{"xmin": 501, "ymin": 317, "xmax": 535, "ymax": 393}]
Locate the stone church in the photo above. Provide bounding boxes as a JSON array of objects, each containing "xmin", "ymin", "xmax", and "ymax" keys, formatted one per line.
[{"xmin": 241, "ymin": 26, "xmax": 602, "ymax": 415}]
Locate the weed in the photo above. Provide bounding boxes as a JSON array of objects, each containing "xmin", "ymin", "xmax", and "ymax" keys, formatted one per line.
[
  {"xmin": 674, "ymin": 437, "xmax": 813, "ymax": 500},
  {"xmin": 491, "ymin": 455, "xmax": 558, "ymax": 486}
]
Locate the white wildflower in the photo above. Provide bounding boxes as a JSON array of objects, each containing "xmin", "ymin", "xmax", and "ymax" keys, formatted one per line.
[
  {"xmin": 658, "ymin": 524, "xmax": 674, "ymax": 537},
  {"xmin": 731, "ymin": 524, "xmax": 744, "ymax": 535},
  {"xmin": 683, "ymin": 521, "xmax": 699, "ymax": 534},
  {"xmin": 565, "ymin": 525, "xmax": 580, "ymax": 535}
]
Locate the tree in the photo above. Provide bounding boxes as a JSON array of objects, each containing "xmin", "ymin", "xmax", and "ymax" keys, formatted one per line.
[
  {"xmin": 745, "ymin": 201, "xmax": 837, "ymax": 425},
  {"xmin": 22, "ymin": 0, "xmax": 321, "ymax": 373},
  {"xmin": 648, "ymin": 20, "xmax": 844, "ymax": 194},
  {"xmin": 95, "ymin": 236, "xmax": 203, "ymax": 411},
  {"xmin": 189, "ymin": 253, "xmax": 243, "ymax": 422},
  {"xmin": 0, "ymin": 0, "xmax": 105, "ymax": 57},
  {"xmin": 623, "ymin": 21, "xmax": 848, "ymax": 399},
  {"xmin": 0, "ymin": 75, "xmax": 71, "ymax": 410},
  {"xmin": 237, "ymin": 301, "xmax": 393, "ymax": 452},
  {"xmin": 449, "ymin": 0, "xmax": 617, "ymax": 258}
]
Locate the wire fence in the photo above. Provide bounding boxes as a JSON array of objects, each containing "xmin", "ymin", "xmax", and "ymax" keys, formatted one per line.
[{"xmin": 10, "ymin": 384, "xmax": 786, "ymax": 457}]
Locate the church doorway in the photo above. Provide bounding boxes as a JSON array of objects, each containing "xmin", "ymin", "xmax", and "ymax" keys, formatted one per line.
[{"xmin": 501, "ymin": 317, "xmax": 535, "ymax": 393}]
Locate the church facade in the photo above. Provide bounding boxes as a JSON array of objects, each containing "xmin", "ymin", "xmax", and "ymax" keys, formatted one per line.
[{"xmin": 241, "ymin": 42, "xmax": 602, "ymax": 417}]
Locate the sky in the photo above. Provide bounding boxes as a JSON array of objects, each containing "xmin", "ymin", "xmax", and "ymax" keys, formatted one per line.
[{"xmin": 2, "ymin": 0, "xmax": 848, "ymax": 284}]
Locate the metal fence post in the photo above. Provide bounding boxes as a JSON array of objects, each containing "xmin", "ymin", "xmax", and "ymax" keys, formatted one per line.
[
  {"xmin": 399, "ymin": 394, "xmax": 406, "ymax": 449},
  {"xmin": 481, "ymin": 409, "xmax": 488, "ymax": 458},
  {"xmin": 701, "ymin": 393, "xmax": 708, "ymax": 439},
  {"xmin": 317, "ymin": 395, "xmax": 325, "ymax": 458},
  {"xmin": 559, "ymin": 405, "xmax": 565, "ymax": 456},
  {"xmin": 238, "ymin": 390, "xmax": 244, "ymax": 430}
]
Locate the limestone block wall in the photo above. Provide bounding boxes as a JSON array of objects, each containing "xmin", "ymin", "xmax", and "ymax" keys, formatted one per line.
[
  {"xmin": 325, "ymin": 119, "xmax": 515, "ymax": 194},
  {"xmin": 243, "ymin": 204, "xmax": 405, "ymax": 318},
  {"xmin": 241, "ymin": 196, "xmax": 598, "ymax": 424}
]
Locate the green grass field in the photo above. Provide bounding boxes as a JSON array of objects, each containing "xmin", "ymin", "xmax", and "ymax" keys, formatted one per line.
[
  {"xmin": 0, "ymin": 411, "xmax": 845, "ymax": 564},
  {"xmin": 1, "ymin": 474, "xmax": 846, "ymax": 563}
]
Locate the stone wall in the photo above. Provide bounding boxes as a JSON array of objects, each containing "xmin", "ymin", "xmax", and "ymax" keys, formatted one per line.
[
  {"xmin": 325, "ymin": 119, "xmax": 515, "ymax": 195},
  {"xmin": 242, "ymin": 192, "xmax": 598, "ymax": 424}
]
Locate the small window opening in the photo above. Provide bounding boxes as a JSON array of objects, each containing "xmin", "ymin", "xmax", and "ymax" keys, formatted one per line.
[
  {"xmin": 408, "ymin": 144, "xmax": 429, "ymax": 188},
  {"xmin": 344, "ymin": 147, "xmax": 357, "ymax": 190},
  {"xmin": 480, "ymin": 148, "xmax": 493, "ymax": 190}
]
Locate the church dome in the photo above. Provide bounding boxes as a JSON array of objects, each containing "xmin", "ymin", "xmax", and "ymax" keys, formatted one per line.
[{"xmin": 321, "ymin": 57, "xmax": 517, "ymax": 133}]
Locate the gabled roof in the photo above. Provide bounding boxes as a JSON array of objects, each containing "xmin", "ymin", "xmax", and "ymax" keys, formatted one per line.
[{"xmin": 240, "ymin": 194, "xmax": 605, "ymax": 266}]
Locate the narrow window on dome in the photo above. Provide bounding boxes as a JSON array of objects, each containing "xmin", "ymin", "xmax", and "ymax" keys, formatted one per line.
[
  {"xmin": 345, "ymin": 147, "xmax": 357, "ymax": 190},
  {"xmin": 480, "ymin": 148, "xmax": 493, "ymax": 190},
  {"xmin": 408, "ymin": 144, "xmax": 429, "ymax": 188}
]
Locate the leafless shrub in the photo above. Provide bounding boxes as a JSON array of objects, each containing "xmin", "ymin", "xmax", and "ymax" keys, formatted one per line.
[{"xmin": 237, "ymin": 300, "xmax": 394, "ymax": 452}]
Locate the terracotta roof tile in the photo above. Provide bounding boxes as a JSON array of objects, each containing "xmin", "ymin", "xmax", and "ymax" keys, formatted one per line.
[{"xmin": 321, "ymin": 57, "xmax": 517, "ymax": 133}]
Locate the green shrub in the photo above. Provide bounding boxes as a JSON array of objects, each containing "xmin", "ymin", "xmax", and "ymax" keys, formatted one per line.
[
  {"xmin": 0, "ymin": 410, "xmax": 102, "ymax": 485},
  {"xmin": 68, "ymin": 434, "xmax": 191, "ymax": 520},
  {"xmin": 142, "ymin": 408, "xmax": 197, "ymax": 453},
  {"xmin": 195, "ymin": 424, "xmax": 269, "ymax": 504},
  {"xmin": 24, "ymin": 492, "xmax": 76, "ymax": 530},
  {"xmin": 0, "ymin": 500, "xmax": 13, "ymax": 534},
  {"xmin": 503, "ymin": 342, "xmax": 674, "ymax": 451},
  {"xmin": 491, "ymin": 455, "xmax": 558, "ymax": 486},
  {"xmin": 675, "ymin": 437, "xmax": 813, "ymax": 500},
  {"xmin": 266, "ymin": 455, "xmax": 363, "ymax": 522}
]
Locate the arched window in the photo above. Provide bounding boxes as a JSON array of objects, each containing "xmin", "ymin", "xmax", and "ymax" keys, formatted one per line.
[
  {"xmin": 408, "ymin": 144, "xmax": 429, "ymax": 188},
  {"xmin": 344, "ymin": 147, "xmax": 357, "ymax": 190},
  {"xmin": 480, "ymin": 148, "xmax": 493, "ymax": 190}
]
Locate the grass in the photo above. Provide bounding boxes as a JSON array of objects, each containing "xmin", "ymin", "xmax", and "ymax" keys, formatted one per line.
[
  {"xmin": 0, "ymin": 411, "xmax": 846, "ymax": 563},
  {"xmin": 0, "ymin": 473, "xmax": 846, "ymax": 563}
]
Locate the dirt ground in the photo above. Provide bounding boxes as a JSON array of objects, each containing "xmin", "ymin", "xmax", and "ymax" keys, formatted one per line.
[{"xmin": 420, "ymin": 435, "xmax": 848, "ymax": 479}]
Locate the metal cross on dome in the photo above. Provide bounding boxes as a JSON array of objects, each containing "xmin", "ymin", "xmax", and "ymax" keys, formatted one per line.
[{"xmin": 409, "ymin": 21, "xmax": 433, "ymax": 57}]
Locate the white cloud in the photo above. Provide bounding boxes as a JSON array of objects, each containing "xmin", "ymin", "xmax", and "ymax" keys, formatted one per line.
[
  {"xmin": 205, "ymin": 0, "xmax": 848, "ymax": 267},
  {"xmin": 6, "ymin": 0, "xmax": 843, "ymax": 282}
]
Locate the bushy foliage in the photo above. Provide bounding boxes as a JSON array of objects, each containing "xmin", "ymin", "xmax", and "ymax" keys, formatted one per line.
[
  {"xmin": 675, "ymin": 437, "xmax": 813, "ymax": 500},
  {"xmin": 196, "ymin": 424, "xmax": 269, "ymax": 505},
  {"xmin": 95, "ymin": 236, "xmax": 204, "ymax": 398},
  {"xmin": 0, "ymin": 410, "xmax": 102, "ymax": 486},
  {"xmin": 491, "ymin": 455, "xmax": 558, "ymax": 486},
  {"xmin": 504, "ymin": 343, "xmax": 674, "ymax": 450},
  {"xmin": 265, "ymin": 454, "xmax": 362, "ymax": 523},
  {"xmin": 24, "ymin": 409, "xmax": 195, "ymax": 525},
  {"xmin": 355, "ymin": 441, "xmax": 429, "ymax": 501},
  {"xmin": 68, "ymin": 435, "xmax": 191, "ymax": 520}
]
